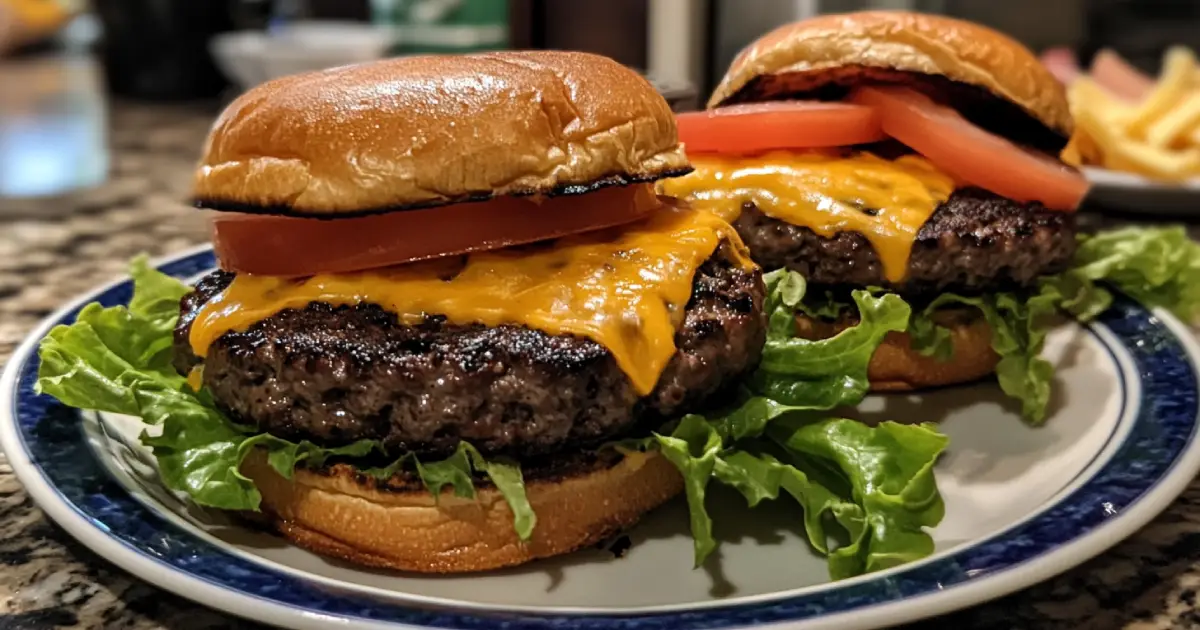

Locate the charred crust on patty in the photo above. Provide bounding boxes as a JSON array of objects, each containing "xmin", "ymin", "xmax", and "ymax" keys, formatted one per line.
[
  {"xmin": 174, "ymin": 241, "xmax": 766, "ymax": 460},
  {"xmin": 733, "ymin": 187, "xmax": 1077, "ymax": 297}
]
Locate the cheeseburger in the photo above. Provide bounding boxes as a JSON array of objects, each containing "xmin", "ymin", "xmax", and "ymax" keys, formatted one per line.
[
  {"xmin": 171, "ymin": 51, "xmax": 766, "ymax": 572},
  {"xmin": 662, "ymin": 12, "xmax": 1088, "ymax": 403}
]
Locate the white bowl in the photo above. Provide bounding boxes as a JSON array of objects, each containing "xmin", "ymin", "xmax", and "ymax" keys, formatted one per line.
[
  {"xmin": 209, "ymin": 21, "xmax": 395, "ymax": 90},
  {"xmin": 209, "ymin": 31, "xmax": 270, "ymax": 89}
]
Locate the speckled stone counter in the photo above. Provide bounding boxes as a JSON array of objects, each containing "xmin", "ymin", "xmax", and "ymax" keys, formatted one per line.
[{"xmin": 5, "ymin": 101, "xmax": 1200, "ymax": 630}]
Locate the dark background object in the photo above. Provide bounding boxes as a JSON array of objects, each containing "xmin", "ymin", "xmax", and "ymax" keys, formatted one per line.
[
  {"xmin": 92, "ymin": 0, "xmax": 235, "ymax": 100},
  {"xmin": 297, "ymin": 0, "xmax": 653, "ymax": 78},
  {"xmin": 1081, "ymin": 0, "xmax": 1200, "ymax": 72},
  {"xmin": 229, "ymin": 0, "xmax": 276, "ymax": 30},
  {"xmin": 306, "ymin": 0, "xmax": 370, "ymax": 20},
  {"xmin": 505, "ymin": 0, "xmax": 649, "ymax": 70}
]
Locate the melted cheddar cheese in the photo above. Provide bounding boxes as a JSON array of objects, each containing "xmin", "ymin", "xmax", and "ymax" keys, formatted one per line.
[
  {"xmin": 186, "ymin": 366, "xmax": 204, "ymax": 392},
  {"xmin": 189, "ymin": 206, "xmax": 753, "ymax": 396},
  {"xmin": 658, "ymin": 151, "xmax": 956, "ymax": 283}
]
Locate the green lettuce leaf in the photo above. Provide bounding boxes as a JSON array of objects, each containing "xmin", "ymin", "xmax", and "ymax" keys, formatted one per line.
[
  {"xmin": 128, "ymin": 255, "xmax": 193, "ymax": 327},
  {"xmin": 903, "ymin": 226, "xmax": 1200, "ymax": 423},
  {"xmin": 906, "ymin": 311, "xmax": 955, "ymax": 361},
  {"xmin": 36, "ymin": 257, "xmax": 948, "ymax": 577},
  {"xmin": 713, "ymin": 449, "xmax": 855, "ymax": 556},
  {"xmin": 1072, "ymin": 226, "xmax": 1200, "ymax": 321},
  {"xmin": 767, "ymin": 415, "xmax": 946, "ymax": 578},
  {"xmin": 909, "ymin": 291, "xmax": 1055, "ymax": 423},
  {"xmin": 654, "ymin": 415, "xmax": 723, "ymax": 566},
  {"xmin": 411, "ymin": 443, "xmax": 476, "ymax": 499},
  {"xmin": 750, "ymin": 270, "xmax": 911, "ymax": 409},
  {"xmin": 648, "ymin": 395, "xmax": 947, "ymax": 579},
  {"xmin": 462, "ymin": 446, "xmax": 537, "ymax": 540},
  {"xmin": 35, "ymin": 259, "xmax": 536, "ymax": 538}
]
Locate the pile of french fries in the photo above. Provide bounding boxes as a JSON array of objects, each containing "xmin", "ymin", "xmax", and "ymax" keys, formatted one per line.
[{"xmin": 1065, "ymin": 47, "xmax": 1200, "ymax": 182}]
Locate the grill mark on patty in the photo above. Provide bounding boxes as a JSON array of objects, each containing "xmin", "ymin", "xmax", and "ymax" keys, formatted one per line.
[
  {"xmin": 733, "ymin": 187, "xmax": 1076, "ymax": 296},
  {"xmin": 173, "ymin": 242, "xmax": 766, "ymax": 460}
]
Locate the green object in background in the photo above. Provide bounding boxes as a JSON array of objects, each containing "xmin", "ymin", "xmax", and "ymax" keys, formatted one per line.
[{"xmin": 370, "ymin": 0, "xmax": 508, "ymax": 55}]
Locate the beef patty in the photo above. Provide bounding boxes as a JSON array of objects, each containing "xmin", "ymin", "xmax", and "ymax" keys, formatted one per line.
[
  {"xmin": 734, "ymin": 187, "xmax": 1077, "ymax": 296},
  {"xmin": 173, "ymin": 243, "xmax": 766, "ymax": 459}
]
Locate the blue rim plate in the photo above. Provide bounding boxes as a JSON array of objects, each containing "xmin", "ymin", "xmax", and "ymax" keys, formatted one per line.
[{"xmin": 3, "ymin": 246, "xmax": 1200, "ymax": 630}]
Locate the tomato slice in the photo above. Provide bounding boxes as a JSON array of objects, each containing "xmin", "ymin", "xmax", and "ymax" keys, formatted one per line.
[
  {"xmin": 676, "ymin": 101, "xmax": 886, "ymax": 156},
  {"xmin": 849, "ymin": 86, "xmax": 1088, "ymax": 211},
  {"xmin": 211, "ymin": 184, "xmax": 662, "ymax": 276}
]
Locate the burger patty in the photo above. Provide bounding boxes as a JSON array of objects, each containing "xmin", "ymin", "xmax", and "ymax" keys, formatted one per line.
[
  {"xmin": 173, "ymin": 243, "xmax": 765, "ymax": 459},
  {"xmin": 734, "ymin": 187, "xmax": 1077, "ymax": 296}
]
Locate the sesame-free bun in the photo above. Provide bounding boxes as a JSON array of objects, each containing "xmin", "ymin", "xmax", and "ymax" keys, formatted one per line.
[
  {"xmin": 241, "ymin": 449, "xmax": 683, "ymax": 573},
  {"xmin": 794, "ymin": 310, "xmax": 999, "ymax": 391},
  {"xmin": 194, "ymin": 51, "xmax": 690, "ymax": 217},
  {"xmin": 709, "ymin": 11, "xmax": 1071, "ymax": 139}
]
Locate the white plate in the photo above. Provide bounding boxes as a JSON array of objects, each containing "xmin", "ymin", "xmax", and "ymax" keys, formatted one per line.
[
  {"xmin": 3, "ymin": 247, "xmax": 1200, "ymax": 629},
  {"xmin": 1085, "ymin": 167, "xmax": 1200, "ymax": 215}
]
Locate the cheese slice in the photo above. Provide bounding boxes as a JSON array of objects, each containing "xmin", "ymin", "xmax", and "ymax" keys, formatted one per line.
[
  {"xmin": 186, "ymin": 366, "xmax": 203, "ymax": 392},
  {"xmin": 658, "ymin": 151, "xmax": 956, "ymax": 283},
  {"xmin": 189, "ymin": 205, "xmax": 753, "ymax": 396}
]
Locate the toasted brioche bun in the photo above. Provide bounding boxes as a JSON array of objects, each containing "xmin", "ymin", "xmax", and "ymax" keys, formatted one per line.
[
  {"xmin": 709, "ymin": 11, "xmax": 1071, "ymax": 139},
  {"xmin": 194, "ymin": 51, "xmax": 690, "ymax": 217},
  {"xmin": 794, "ymin": 310, "xmax": 999, "ymax": 391},
  {"xmin": 241, "ymin": 449, "xmax": 683, "ymax": 573}
]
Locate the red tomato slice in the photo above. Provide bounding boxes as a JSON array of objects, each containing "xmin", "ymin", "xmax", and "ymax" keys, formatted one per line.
[
  {"xmin": 676, "ymin": 101, "xmax": 886, "ymax": 156},
  {"xmin": 849, "ymin": 86, "xmax": 1088, "ymax": 211},
  {"xmin": 211, "ymin": 184, "xmax": 662, "ymax": 276}
]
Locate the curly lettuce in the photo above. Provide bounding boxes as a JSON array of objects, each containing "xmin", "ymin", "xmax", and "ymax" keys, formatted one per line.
[
  {"xmin": 35, "ymin": 257, "xmax": 536, "ymax": 537},
  {"xmin": 818, "ymin": 227, "xmax": 1200, "ymax": 424},
  {"xmin": 748, "ymin": 270, "xmax": 911, "ymax": 409},
  {"xmin": 36, "ymin": 257, "xmax": 950, "ymax": 580},
  {"xmin": 647, "ymin": 399, "xmax": 946, "ymax": 580},
  {"xmin": 634, "ymin": 271, "xmax": 946, "ymax": 578}
]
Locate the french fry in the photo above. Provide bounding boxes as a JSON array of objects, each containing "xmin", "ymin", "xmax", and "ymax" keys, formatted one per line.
[
  {"xmin": 1065, "ymin": 47, "xmax": 1200, "ymax": 182},
  {"xmin": 1074, "ymin": 98, "xmax": 1200, "ymax": 181},
  {"xmin": 1126, "ymin": 47, "xmax": 1196, "ymax": 138},
  {"xmin": 1146, "ymin": 92, "xmax": 1200, "ymax": 147},
  {"xmin": 1069, "ymin": 78, "xmax": 1134, "ymax": 123}
]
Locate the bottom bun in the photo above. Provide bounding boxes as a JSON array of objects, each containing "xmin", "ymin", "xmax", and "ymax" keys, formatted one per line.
[
  {"xmin": 241, "ymin": 448, "xmax": 683, "ymax": 573},
  {"xmin": 794, "ymin": 309, "xmax": 999, "ymax": 391}
]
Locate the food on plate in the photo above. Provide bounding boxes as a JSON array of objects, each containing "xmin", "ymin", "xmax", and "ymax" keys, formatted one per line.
[
  {"xmin": 35, "ymin": 51, "xmax": 952, "ymax": 579},
  {"xmin": 1062, "ymin": 47, "xmax": 1200, "ymax": 181},
  {"xmin": 663, "ymin": 10, "xmax": 1200, "ymax": 423},
  {"xmin": 1089, "ymin": 49, "xmax": 1157, "ymax": 102}
]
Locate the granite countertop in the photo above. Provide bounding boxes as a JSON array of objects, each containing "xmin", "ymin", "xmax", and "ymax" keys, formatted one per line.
[{"xmin": 4, "ymin": 91, "xmax": 1200, "ymax": 630}]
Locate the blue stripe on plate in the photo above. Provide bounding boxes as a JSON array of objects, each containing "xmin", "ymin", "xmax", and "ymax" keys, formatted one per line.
[{"xmin": 10, "ymin": 250, "xmax": 1199, "ymax": 628}]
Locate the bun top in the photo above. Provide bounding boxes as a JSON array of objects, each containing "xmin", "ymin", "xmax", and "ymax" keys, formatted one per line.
[
  {"xmin": 194, "ymin": 51, "xmax": 690, "ymax": 217},
  {"xmin": 709, "ymin": 11, "xmax": 1072, "ymax": 139}
]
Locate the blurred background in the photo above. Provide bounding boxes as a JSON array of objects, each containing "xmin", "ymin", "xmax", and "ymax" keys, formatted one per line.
[{"xmin": 0, "ymin": 0, "xmax": 1195, "ymax": 207}]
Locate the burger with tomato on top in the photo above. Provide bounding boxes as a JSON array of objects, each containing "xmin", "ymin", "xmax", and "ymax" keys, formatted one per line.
[
  {"xmin": 36, "ymin": 44, "xmax": 1055, "ymax": 580},
  {"xmin": 168, "ymin": 51, "xmax": 767, "ymax": 572},
  {"xmin": 662, "ymin": 11, "xmax": 1092, "ymax": 422}
]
